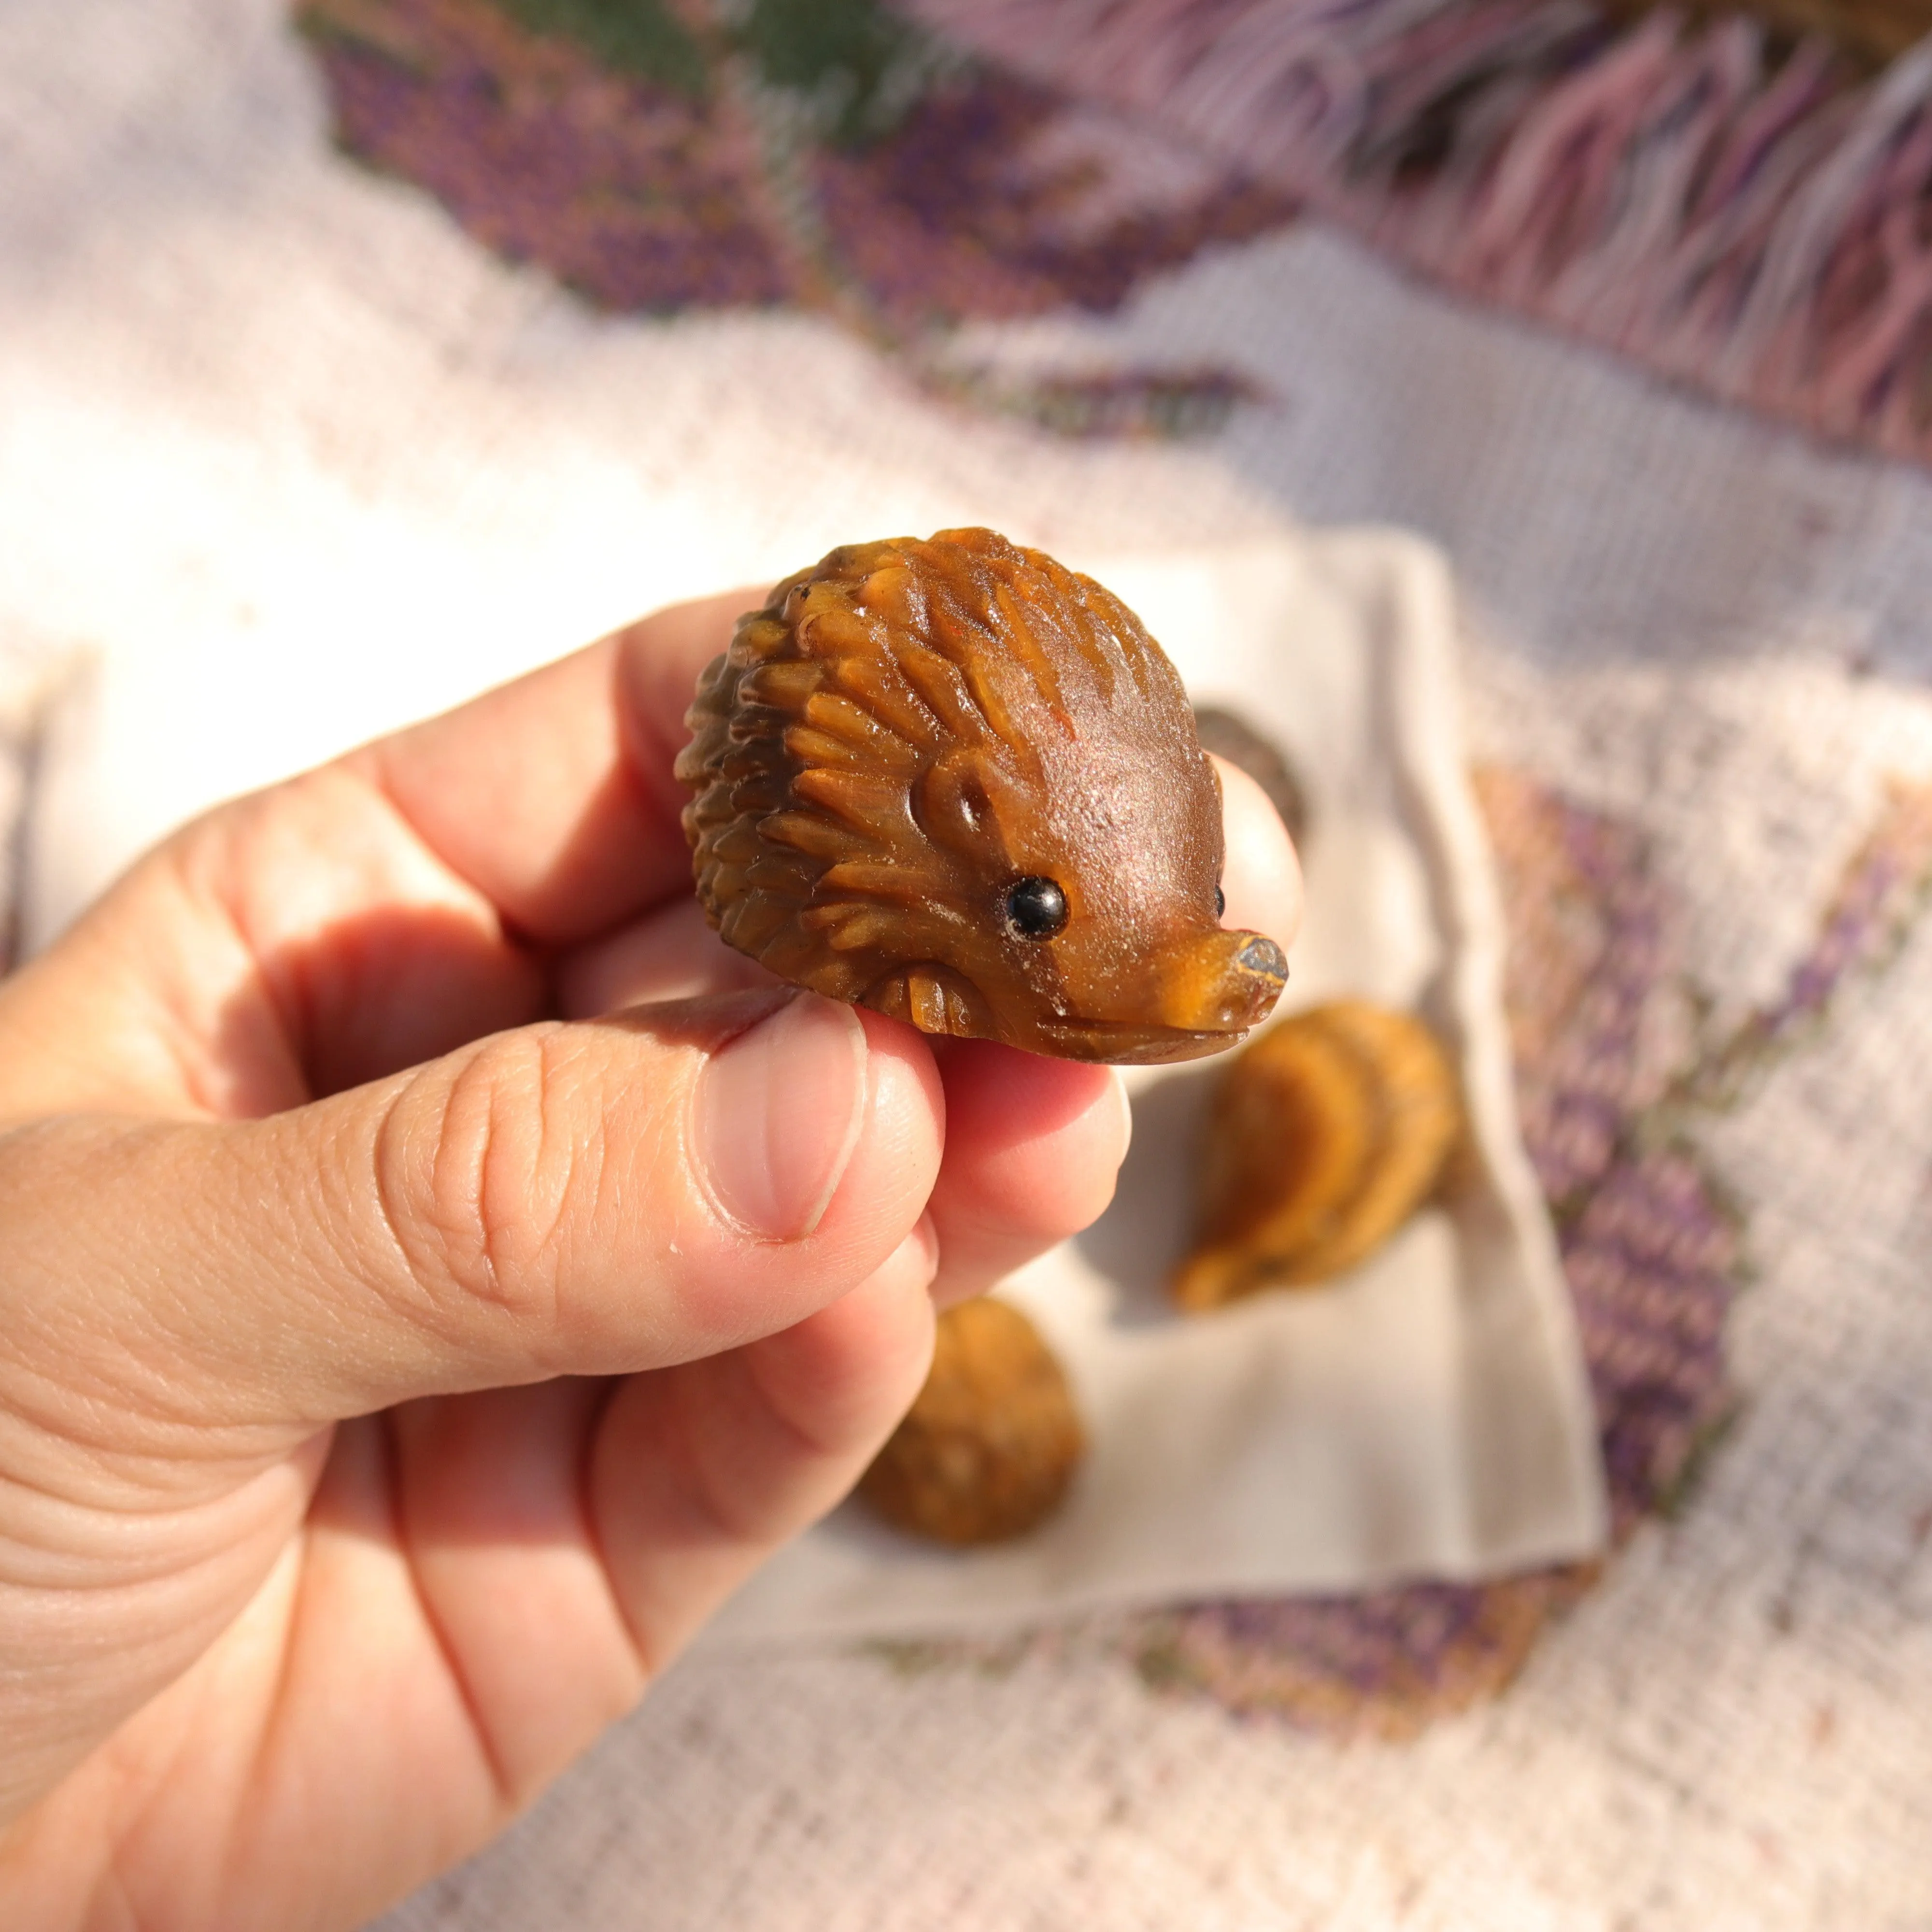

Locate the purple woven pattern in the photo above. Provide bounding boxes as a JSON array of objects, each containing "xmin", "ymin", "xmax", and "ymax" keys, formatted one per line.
[
  {"xmin": 301, "ymin": 0, "xmax": 1932, "ymax": 460},
  {"xmin": 1477, "ymin": 770, "xmax": 1738, "ymax": 1541},
  {"xmin": 1128, "ymin": 1571, "xmax": 1588, "ymax": 1738},
  {"xmin": 308, "ymin": 2, "xmax": 790, "ymax": 312},
  {"xmin": 297, "ymin": 0, "xmax": 1292, "ymax": 436},
  {"xmin": 906, "ymin": 0, "xmax": 1932, "ymax": 462}
]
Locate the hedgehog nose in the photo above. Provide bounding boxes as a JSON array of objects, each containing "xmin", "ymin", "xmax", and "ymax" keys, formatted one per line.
[
  {"xmin": 1236, "ymin": 935, "xmax": 1288, "ymax": 982},
  {"xmin": 1158, "ymin": 928, "xmax": 1288, "ymax": 1035}
]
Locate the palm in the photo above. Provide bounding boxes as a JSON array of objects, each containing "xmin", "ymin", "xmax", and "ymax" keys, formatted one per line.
[{"xmin": 84, "ymin": 1362, "xmax": 842, "ymax": 1932}]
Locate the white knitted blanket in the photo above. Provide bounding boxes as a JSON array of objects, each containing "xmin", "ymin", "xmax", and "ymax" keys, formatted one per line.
[{"xmin": 5, "ymin": 2, "xmax": 1931, "ymax": 1926}]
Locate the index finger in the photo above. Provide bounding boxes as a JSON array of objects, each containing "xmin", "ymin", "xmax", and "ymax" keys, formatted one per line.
[{"xmin": 355, "ymin": 589, "xmax": 754, "ymax": 947}]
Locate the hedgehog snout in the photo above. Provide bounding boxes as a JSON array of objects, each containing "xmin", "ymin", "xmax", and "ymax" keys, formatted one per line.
[{"xmin": 1155, "ymin": 927, "xmax": 1288, "ymax": 1035}]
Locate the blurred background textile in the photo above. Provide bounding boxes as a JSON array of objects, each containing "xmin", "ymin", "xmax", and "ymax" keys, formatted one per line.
[{"xmin": 5, "ymin": 0, "xmax": 1932, "ymax": 1924}]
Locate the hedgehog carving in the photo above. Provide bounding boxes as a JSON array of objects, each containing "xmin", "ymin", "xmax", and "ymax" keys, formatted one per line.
[
  {"xmin": 1172, "ymin": 1000, "xmax": 1463, "ymax": 1309},
  {"xmin": 675, "ymin": 528, "xmax": 1289, "ymax": 1063}
]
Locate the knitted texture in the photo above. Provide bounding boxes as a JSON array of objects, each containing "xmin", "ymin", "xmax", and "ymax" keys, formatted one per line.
[{"xmin": 9, "ymin": 1, "xmax": 1932, "ymax": 1919}]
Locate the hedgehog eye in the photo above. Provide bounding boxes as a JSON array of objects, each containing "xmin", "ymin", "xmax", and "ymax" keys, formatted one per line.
[
  {"xmin": 1005, "ymin": 877, "xmax": 1068, "ymax": 939},
  {"xmin": 1214, "ymin": 884, "xmax": 1226, "ymax": 919}
]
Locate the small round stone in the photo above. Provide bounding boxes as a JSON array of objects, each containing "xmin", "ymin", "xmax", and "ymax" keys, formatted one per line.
[{"xmin": 859, "ymin": 1299, "xmax": 1085, "ymax": 1545}]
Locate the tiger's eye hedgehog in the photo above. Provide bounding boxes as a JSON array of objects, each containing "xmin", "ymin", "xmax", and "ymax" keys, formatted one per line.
[
  {"xmin": 858, "ymin": 1296, "xmax": 1084, "ymax": 1546},
  {"xmin": 1172, "ymin": 1000, "xmax": 1462, "ymax": 1311},
  {"xmin": 675, "ymin": 528, "xmax": 1289, "ymax": 1063}
]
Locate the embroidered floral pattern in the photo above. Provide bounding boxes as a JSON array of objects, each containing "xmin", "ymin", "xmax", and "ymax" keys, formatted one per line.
[
  {"xmin": 297, "ymin": 0, "xmax": 1290, "ymax": 436},
  {"xmin": 301, "ymin": 0, "xmax": 1932, "ymax": 456}
]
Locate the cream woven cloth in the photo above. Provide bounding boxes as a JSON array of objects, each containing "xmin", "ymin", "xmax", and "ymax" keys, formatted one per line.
[{"xmin": 8, "ymin": 3, "xmax": 1932, "ymax": 1927}]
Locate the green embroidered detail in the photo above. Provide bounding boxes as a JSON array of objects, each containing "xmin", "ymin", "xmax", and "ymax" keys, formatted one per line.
[
  {"xmin": 488, "ymin": 0, "xmax": 707, "ymax": 95},
  {"xmin": 737, "ymin": 0, "xmax": 945, "ymax": 147}
]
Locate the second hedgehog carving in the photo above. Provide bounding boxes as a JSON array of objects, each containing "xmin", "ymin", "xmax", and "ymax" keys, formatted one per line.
[
  {"xmin": 1173, "ymin": 1000, "xmax": 1463, "ymax": 1311},
  {"xmin": 675, "ymin": 528, "xmax": 1288, "ymax": 1064}
]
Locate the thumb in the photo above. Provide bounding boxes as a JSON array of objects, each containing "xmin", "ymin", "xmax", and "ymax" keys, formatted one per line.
[{"xmin": 0, "ymin": 989, "xmax": 943, "ymax": 1435}]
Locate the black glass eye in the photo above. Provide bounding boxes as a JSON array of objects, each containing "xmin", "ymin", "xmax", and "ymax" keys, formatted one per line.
[
  {"xmin": 1005, "ymin": 876, "xmax": 1068, "ymax": 939},
  {"xmin": 1214, "ymin": 884, "xmax": 1226, "ymax": 919}
]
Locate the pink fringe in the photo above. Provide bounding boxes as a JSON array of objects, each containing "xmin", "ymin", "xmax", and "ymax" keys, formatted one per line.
[{"xmin": 900, "ymin": 0, "xmax": 1932, "ymax": 458}]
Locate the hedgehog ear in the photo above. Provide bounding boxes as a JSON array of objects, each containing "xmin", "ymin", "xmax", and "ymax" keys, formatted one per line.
[{"xmin": 915, "ymin": 747, "xmax": 1014, "ymax": 862}]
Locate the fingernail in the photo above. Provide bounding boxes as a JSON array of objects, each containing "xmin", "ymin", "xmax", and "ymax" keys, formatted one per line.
[{"xmin": 695, "ymin": 993, "xmax": 867, "ymax": 1240}]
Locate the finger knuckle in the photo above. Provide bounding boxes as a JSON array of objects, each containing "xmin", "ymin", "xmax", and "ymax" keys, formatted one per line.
[{"xmin": 376, "ymin": 1029, "xmax": 601, "ymax": 1345}]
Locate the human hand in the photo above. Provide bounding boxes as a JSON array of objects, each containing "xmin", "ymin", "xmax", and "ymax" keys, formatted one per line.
[{"xmin": 0, "ymin": 593, "xmax": 1300, "ymax": 1930}]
